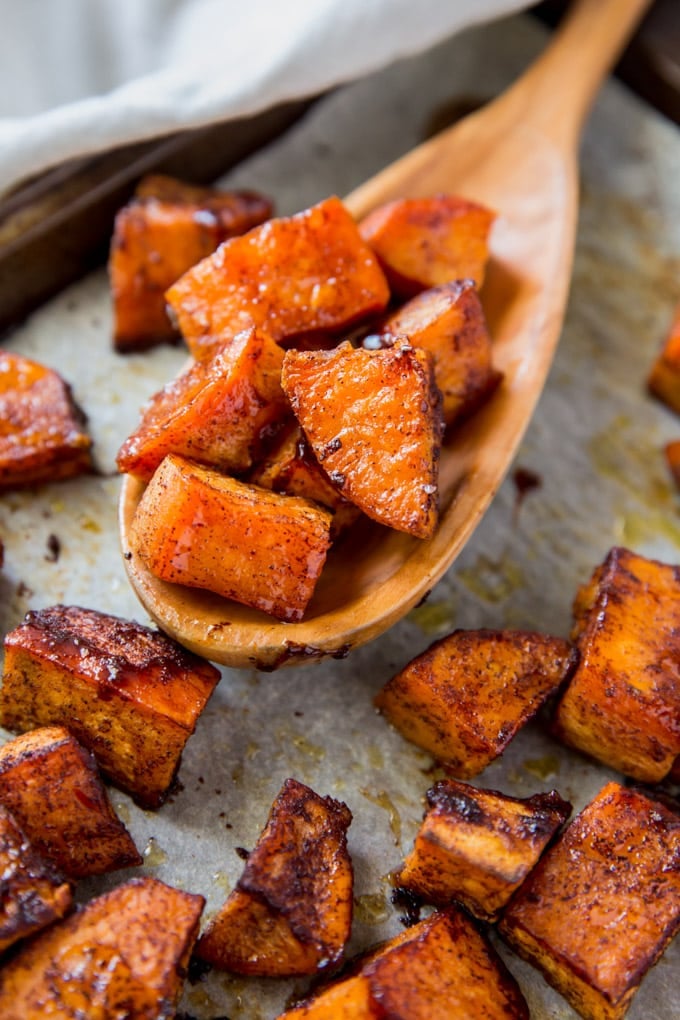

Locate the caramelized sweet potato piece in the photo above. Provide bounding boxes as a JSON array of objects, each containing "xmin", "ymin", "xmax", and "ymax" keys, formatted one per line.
[
  {"xmin": 553, "ymin": 546, "xmax": 680, "ymax": 783},
  {"xmin": 647, "ymin": 304, "xmax": 680, "ymax": 413},
  {"xmin": 359, "ymin": 194, "xmax": 496, "ymax": 297},
  {"xmin": 0, "ymin": 804, "xmax": 72, "ymax": 956},
  {"xmin": 130, "ymin": 454, "xmax": 332, "ymax": 621},
  {"xmin": 282, "ymin": 974, "xmax": 374, "ymax": 1018},
  {"xmin": 166, "ymin": 196, "xmax": 390, "ymax": 360},
  {"xmin": 379, "ymin": 279, "xmax": 502, "ymax": 424},
  {"xmin": 282, "ymin": 339, "xmax": 442, "ymax": 538},
  {"xmin": 664, "ymin": 439, "xmax": 680, "ymax": 488},
  {"xmin": 0, "ymin": 876, "xmax": 204, "ymax": 1019},
  {"xmin": 0, "ymin": 605, "xmax": 220, "ymax": 809},
  {"xmin": 0, "ymin": 727, "xmax": 141, "ymax": 878},
  {"xmin": 0, "ymin": 350, "xmax": 92, "ymax": 489},
  {"xmin": 500, "ymin": 782, "xmax": 680, "ymax": 1020},
  {"xmin": 117, "ymin": 327, "xmax": 288, "ymax": 481},
  {"xmin": 110, "ymin": 174, "xmax": 272, "ymax": 351},
  {"xmin": 398, "ymin": 780, "xmax": 571, "ymax": 921},
  {"xmin": 375, "ymin": 628, "xmax": 575, "ymax": 775},
  {"xmin": 196, "ymin": 778, "xmax": 353, "ymax": 976}
]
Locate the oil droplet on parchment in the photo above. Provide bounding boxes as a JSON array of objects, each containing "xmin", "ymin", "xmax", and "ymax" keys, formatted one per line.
[
  {"xmin": 359, "ymin": 788, "xmax": 402, "ymax": 846},
  {"xmin": 354, "ymin": 891, "xmax": 390, "ymax": 924},
  {"xmin": 143, "ymin": 836, "xmax": 168, "ymax": 867}
]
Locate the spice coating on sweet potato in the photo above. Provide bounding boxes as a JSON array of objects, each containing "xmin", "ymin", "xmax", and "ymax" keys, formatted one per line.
[
  {"xmin": 0, "ymin": 876, "xmax": 205, "ymax": 1019},
  {"xmin": 117, "ymin": 327, "xmax": 288, "ymax": 480},
  {"xmin": 647, "ymin": 304, "xmax": 680, "ymax": 414},
  {"xmin": 0, "ymin": 604, "xmax": 220, "ymax": 809},
  {"xmin": 282, "ymin": 339, "xmax": 442, "ymax": 538},
  {"xmin": 0, "ymin": 350, "xmax": 92, "ymax": 490},
  {"xmin": 130, "ymin": 454, "xmax": 332, "ymax": 621},
  {"xmin": 359, "ymin": 194, "xmax": 496, "ymax": 297},
  {"xmin": 166, "ymin": 196, "xmax": 390, "ymax": 360}
]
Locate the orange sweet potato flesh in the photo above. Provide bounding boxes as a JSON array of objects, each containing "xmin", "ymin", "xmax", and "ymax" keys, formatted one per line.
[
  {"xmin": 197, "ymin": 778, "xmax": 353, "ymax": 976},
  {"xmin": 0, "ymin": 604, "xmax": 220, "ymax": 809},
  {"xmin": 282, "ymin": 974, "xmax": 374, "ymax": 1018},
  {"xmin": 0, "ymin": 804, "xmax": 73, "ymax": 956},
  {"xmin": 0, "ymin": 876, "xmax": 204, "ymax": 1019},
  {"xmin": 117, "ymin": 327, "xmax": 287, "ymax": 481},
  {"xmin": 381, "ymin": 279, "xmax": 502, "ymax": 424},
  {"xmin": 282, "ymin": 339, "xmax": 442, "ymax": 538},
  {"xmin": 110, "ymin": 174, "xmax": 273, "ymax": 351},
  {"xmin": 166, "ymin": 195, "xmax": 390, "ymax": 360},
  {"xmin": 553, "ymin": 546, "xmax": 680, "ymax": 782},
  {"xmin": 359, "ymin": 194, "xmax": 496, "ymax": 297},
  {"xmin": 499, "ymin": 782, "xmax": 680, "ymax": 1020},
  {"xmin": 0, "ymin": 350, "xmax": 92, "ymax": 490},
  {"xmin": 375, "ymin": 628, "xmax": 575, "ymax": 776},
  {"xmin": 130, "ymin": 453, "xmax": 332, "ymax": 621},
  {"xmin": 0, "ymin": 727, "xmax": 141, "ymax": 878},
  {"xmin": 665, "ymin": 439, "xmax": 680, "ymax": 488},
  {"xmin": 647, "ymin": 304, "xmax": 680, "ymax": 413}
]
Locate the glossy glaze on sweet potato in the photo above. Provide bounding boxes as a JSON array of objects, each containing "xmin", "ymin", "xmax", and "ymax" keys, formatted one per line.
[
  {"xmin": 647, "ymin": 304, "xmax": 680, "ymax": 414},
  {"xmin": 0, "ymin": 876, "xmax": 205, "ymax": 1019},
  {"xmin": 359, "ymin": 194, "xmax": 496, "ymax": 297},
  {"xmin": 117, "ymin": 327, "xmax": 288, "ymax": 481},
  {"xmin": 398, "ymin": 780, "xmax": 571, "ymax": 921},
  {"xmin": 499, "ymin": 782, "xmax": 680, "ymax": 1020},
  {"xmin": 110, "ymin": 174, "xmax": 273, "ymax": 351},
  {"xmin": 0, "ymin": 727, "xmax": 141, "ymax": 878},
  {"xmin": 282, "ymin": 339, "xmax": 442, "ymax": 538},
  {"xmin": 0, "ymin": 350, "xmax": 92, "ymax": 490},
  {"xmin": 375, "ymin": 628, "xmax": 575, "ymax": 775},
  {"xmin": 197, "ymin": 778, "xmax": 353, "ymax": 976},
  {"xmin": 380, "ymin": 279, "xmax": 502, "ymax": 424},
  {"xmin": 553, "ymin": 546, "xmax": 680, "ymax": 782},
  {"xmin": 0, "ymin": 605, "xmax": 220, "ymax": 809},
  {"xmin": 166, "ymin": 195, "xmax": 390, "ymax": 360},
  {"xmin": 130, "ymin": 454, "xmax": 332, "ymax": 621}
]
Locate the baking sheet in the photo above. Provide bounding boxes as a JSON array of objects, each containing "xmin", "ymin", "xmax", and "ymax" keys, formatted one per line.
[{"xmin": 1, "ymin": 12, "xmax": 679, "ymax": 1019}]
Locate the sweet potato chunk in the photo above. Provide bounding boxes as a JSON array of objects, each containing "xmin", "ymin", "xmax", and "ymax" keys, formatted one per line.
[
  {"xmin": 0, "ymin": 804, "xmax": 72, "ymax": 956},
  {"xmin": 359, "ymin": 194, "xmax": 496, "ymax": 297},
  {"xmin": 664, "ymin": 439, "xmax": 680, "ymax": 488},
  {"xmin": 375, "ymin": 629, "xmax": 575, "ymax": 775},
  {"xmin": 647, "ymin": 304, "xmax": 680, "ymax": 413},
  {"xmin": 500, "ymin": 782, "xmax": 680, "ymax": 1020},
  {"xmin": 130, "ymin": 454, "xmax": 332, "ymax": 621},
  {"xmin": 110, "ymin": 174, "xmax": 272, "ymax": 351},
  {"xmin": 282, "ymin": 339, "xmax": 442, "ymax": 538},
  {"xmin": 0, "ymin": 605, "xmax": 220, "ymax": 809},
  {"xmin": 117, "ymin": 327, "xmax": 288, "ymax": 481},
  {"xmin": 0, "ymin": 876, "xmax": 204, "ymax": 1019},
  {"xmin": 281, "ymin": 907, "xmax": 529, "ymax": 1019},
  {"xmin": 0, "ymin": 727, "xmax": 141, "ymax": 878},
  {"xmin": 379, "ymin": 280, "xmax": 502, "ymax": 424},
  {"xmin": 196, "ymin": 778, "xmax": 353, "ymax": 976},
  {"xmin": 398, "ymin": 780, "xmax": 570, "ymax": 922},
  {"xmin": 553, "ymin": 546, "xmax": 680, "ymax": 782},
  {"xmin": 166, "ymin": 195, "xmax": 390, "ymax": 360},
  {"xmin": 0, "ymin": 350, "xmax": 92, "ymax": 490}
]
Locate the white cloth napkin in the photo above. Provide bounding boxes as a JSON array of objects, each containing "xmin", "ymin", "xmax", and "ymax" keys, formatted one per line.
[{"xmin": 1, "ymin": 0, "xmax": 528, "ymax": 194}]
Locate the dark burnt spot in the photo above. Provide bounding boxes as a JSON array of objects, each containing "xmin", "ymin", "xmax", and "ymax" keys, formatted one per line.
[
  {"xmin": 390, "ymin": 885, "xmax": 423, "ymax": 927},
  {"xmin": 44, "ymin": 533, "xmax": 61, "ymax": 563}
]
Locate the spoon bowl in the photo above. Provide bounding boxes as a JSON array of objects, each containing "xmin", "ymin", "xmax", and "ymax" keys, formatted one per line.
[{"xmin": 120, "ymin": 0, "xmax": 650, "ymax": 669}]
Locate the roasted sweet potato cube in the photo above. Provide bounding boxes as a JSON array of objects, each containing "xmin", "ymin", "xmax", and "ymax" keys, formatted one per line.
[
  {"xmin": 375, "ymin": 629, "xmax": 575, "ymax": 775},
  {"xmin": 117, "ymin": 327, "xmax": 288, "ymax": 481},
  {"xmin": 359, "ymin": 194, "xmax": 496, "ymax": 297},
  {"xmin": 553, "ymin": 546, "xmax": 680, "ymax": 783},
  {"xmin": 130, "ymin": 454, "xmax": 332, "ymax": 621},
  {"xmin": 282, "ymin": 974, "xmax": 374, "ymax": 1018},
  {"xmin": 0, "ymin": 350, "xmax": 92, "ymax": 490},
  {"xmin": 500, "ymin": 782, "xmax": 680, "ymax": 1020},
  {"xmin": 647, "ymin": 304, "xmax": 680, "ymax": 413},
  {"xmin": 398, "ymin": 780, "xmax": 571, "ymax": 921},
  {"xmin": 380, "ymin": 280, "xmax": 502, "ymax": 424},
  {"xmin": 196, "ymin": 778, "xmax": 353, "ymax": 976},
  {"xmin": 282, "ymin": 339, "xmax": 442, "ymax": 538},
  {"xmin": 0, "ymin": 876, "xmax": 204, "ymax": 1019},
  {"xmin": 0, "ymin": 804, "xmax": 72, "ymax": 956},
  {"xmin": 664, "ymin": 439, "xmax": 680, "ymax": 488},
  {"xmin": 110, "ymin": 174, "xmax": 272, "ymax": 351},
  {"xmin": 166, "ymin": 195, "xmax": 390, "ymax": 360},
  {"xmin": 0, "ymin": 605, "xmax": 220, "ymax": 809},
  {"xmin": 0, "ymin": 727, "xmax": 141, "ymax": 878}
]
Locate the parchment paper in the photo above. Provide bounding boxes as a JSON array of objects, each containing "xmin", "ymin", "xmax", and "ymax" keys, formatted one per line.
[{"xmin": 0, "ymin": 12, "xmax": 678, "ymax": 1019}]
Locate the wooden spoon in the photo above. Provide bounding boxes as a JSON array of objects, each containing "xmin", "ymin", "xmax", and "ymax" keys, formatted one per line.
[{"xmin": 120, "ymin": 0, "xmax": 651, "ymax": 670}]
